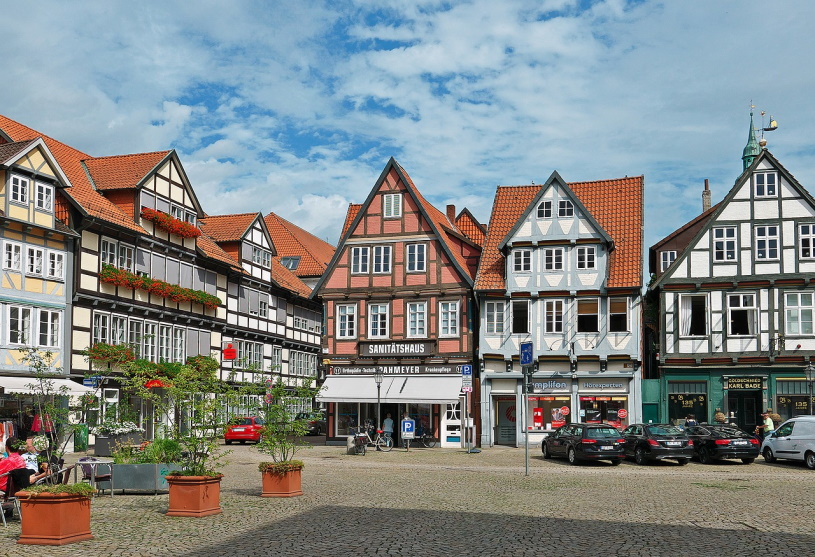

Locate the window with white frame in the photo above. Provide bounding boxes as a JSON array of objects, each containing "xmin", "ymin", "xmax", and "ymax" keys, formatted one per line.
[
  {"xmin": 110, "ymin": 316, "xmax": 127, "ymax": 345},
  {"xmin": 368, "ymin": 303, "xmax": 389, "ymax": 338},
  {"xmin": 170, "ymin": 205, "xmax": 184, "ymax": 220},
  {"xmin": 26, "ymin": 247, "xmax": 43, "ymax": 276},
  {"xmin": 383, "ymin": 193, "xmax": 402, "ymax": 218},
  {"xmin": 118, "ymin": 244, "xmax": 134, "ymax": 270},
  {"xmin": 728, "ymin": 293, "xmax": 756, "ymax": 336},
  {"xmin": 407, "ymin": 302, "xmax": 427, "ymax": 337},
  {"xmin": 513, "ymin": 249, "xmax": 531, "ymax": 272},
  {"xmin": 9, "ymin": 306, "xmax": 32, "ymax": 344},
  {"xmin": 755, "ymin": 225, "xmax": 779, "ymax": 260},
  {"xmin": 351, "ymin": 247, "xmax": 369, "ymax": 274},
  {"xmin": 38, "ymin": 310, "xmax": 60, "ymax": 347},
  {"xmin": 3, "ymin": 242, "xmax": 22, "ymax": 272},
  {"xmin": 576, "ymin": 298, "xmax": 599, "ymax": 333},
  {"xmin": 46, "ymin": 252, "xmax": 64, "ymax": 280},
  {"xmin": 100, "ymin": 239, "xmax": 117, "ymax": 266},
  {"xmin": 439, "ymin": 301, "xmax": 459, "ymax": 337},
  {"xmin": 558, "ymin": 200, "xmax": 574, "ymax": 217},
  {"xmin": 236, "ymin": 340, "xmax": 263, "ymax": 369},
  {"xmin": 252, "ymin": 247, "xmax": 272, "ymax": 268},
  {"xmin": 485, "ymin": 301, "xmax": 504, "ymax": 334},
  {"xmin": 10, "ymin": 175, "xmax": 28, "ymax": 204},
  {"xmin": 799, "ymin": 224, "xmax": 815, "ymax": 259},
  {"xmin": 680, "ymin": 294, "xmax": 708, "ymax": 336},
  {"xmin": 576, "ymin": 246, "xmax": 596, "ymax": 270},
  {"xmin": 661, "ymin": 250, "xmax": 677, "ymax": 272},
  {"xmin": 272, "ymin": 346, "xmax": 282, "ymax": 373},
  {"xmin": 537, "ymin": 201, "xmax": 552, "ymax": 218},
  {"xmin": 406, "ymin": 243, "xmax": 426, "ymax": 272},
  {"xmin": 609, "ymin": 297, "xmax": 629, "ymax": 333},
  {"xmin": 35, "ymin": 183, "xmax": 54, "ymax": 212},
  {"xmin": 184, "ymin": 211, "xmax": 197, "ymax": 226},
  {"xmin": 511, "ymin": 300, "xmax": 529, "ymax": 334},
  {"xmin": 785, "ymin": 292, "xmax": 814, "ymax": 335},
  {"xmin": 129, "ymin": 320, "xmax": 143, "ymax": 358},
  {"xmin": 544, "ymin": 300, "xmax": 563, "ymax": 333},
  {"xmin": 754, "ymin": 171, "xmax": 777, "ymax": 198},
  {"xmin": 143, "ymin": 323, "xmax": 157, "ymax": 361},
  {"xmin": 543, "ymin": 248, "xmax": 564, "ymax": 271},
  {"xmin": 159, "ymin": 325, "xmax": 172, "ymax": 362},
  {"xmin": 337, "ymin": 304, "xmax": 357, "ymax": 339},
  {"xmin": 259, "ymin": 300, "xmax": 269, "ymax": 318},
  {"xmin": 173, "ymin": 328, "xmax": 186, "ymax": 362},
  {"xmin": 713, "ymin": 227, "xmax": 737, "ymax": 262},
  {"xmin": 92, "ymin": 313, "xmax": 109, "ymax": 344},
  {"xmin": 372, "ymin": 245, "xmax": 391, "ymax": 273}
]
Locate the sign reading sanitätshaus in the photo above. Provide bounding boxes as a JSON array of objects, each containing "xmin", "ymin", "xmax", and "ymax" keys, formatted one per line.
[{"xmin": 358, "ymin": 341, "xmax": 436, "ymax": 357}]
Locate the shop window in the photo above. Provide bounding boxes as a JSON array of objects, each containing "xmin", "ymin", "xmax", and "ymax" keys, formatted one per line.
[
  {"xmin": 534, "ymin": 396, "xmax": 571, "ymax": 429},
  {"xmin": 577, "ymin": 298, "xmax": 599, "ymax": 333},
  {"xmin": 511, "ymin": 300, "xmax": 529, "ymax": 334},
  {"xmin": 608, "ymin": 297, "xmax": 628, "ymax": 333},
  {"xmin": 579, "ymin": 396, "xmax": 629, "ymax": 428},
  {"xmin": 728, "ymin": 293, "xmax": 756, "ymax": 336},
  {"xmin": 680, "ymin": 294, "xmax": 707, "ymax": 336}
]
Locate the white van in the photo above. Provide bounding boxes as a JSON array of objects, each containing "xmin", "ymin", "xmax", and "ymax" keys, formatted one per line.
[{"xmin": 761, "ymin": 416, "xmax": 815, "ymax": 469}]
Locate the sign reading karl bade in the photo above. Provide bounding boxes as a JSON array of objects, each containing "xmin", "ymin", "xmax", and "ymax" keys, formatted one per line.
[
  {"xmin": 726, "ymin": 377, "xmax": 763, "ymax": 390},
  {"xmin": 359, "ymin": 341, "xmax": 436, "ymax": 357}
]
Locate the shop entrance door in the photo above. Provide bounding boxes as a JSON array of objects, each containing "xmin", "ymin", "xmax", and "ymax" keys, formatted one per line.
[
  {"xmin": 728, "ymin": 391, "xmax": 762, "ymax": 432},
  {"xmin": 495, "ymin": 400, "xmax": 517, "ymax": 445}
]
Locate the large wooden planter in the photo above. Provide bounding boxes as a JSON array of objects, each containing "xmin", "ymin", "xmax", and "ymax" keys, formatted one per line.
[
  {"xmin": 17, "ymin": 493, "xmax": 93, "ymax": 545},
  {"xmin": 261, "ymin": 468, "xmax": 303, "ymax": 498},
  {"xmin": 165, "ymin": 475, "xmax": 222, "ymax": 517}
]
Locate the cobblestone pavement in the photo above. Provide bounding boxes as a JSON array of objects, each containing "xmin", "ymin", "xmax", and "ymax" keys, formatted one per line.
[{"xmin": 1, "ymin": 442, "xmax": 813, "ymax": 556}]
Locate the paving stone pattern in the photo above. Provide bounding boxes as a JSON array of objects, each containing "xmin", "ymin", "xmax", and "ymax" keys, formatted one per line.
[{"xmin": 1, "ymin": 444, "xmax": 813, "ymax": 556}]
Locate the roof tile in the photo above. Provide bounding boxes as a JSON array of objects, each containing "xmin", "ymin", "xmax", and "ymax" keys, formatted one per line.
[
  {"xmin": 264, "ymin": 212, "xmax": 335, "ymax": 278},
  {"xmin": 199, "ymin": 213, "xmax": 258, "ymax": 243},
  {"xmin": 84, "ymin": 151, "xmax": 170, "ymax": 190}
]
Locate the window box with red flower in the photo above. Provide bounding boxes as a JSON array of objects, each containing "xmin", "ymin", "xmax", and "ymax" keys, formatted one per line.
[
  {"xmin": 99, "ymin": 265, "xmax": 221, "ymax": 310},
  {"xmin": 140, "ymin": 207, "xmax": 202, "ymax": 239}
]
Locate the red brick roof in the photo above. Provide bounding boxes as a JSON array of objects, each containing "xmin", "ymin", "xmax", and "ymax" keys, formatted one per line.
[
  {"xmin": 455, "ymin": 208, "xmax": 486, "ymax": 247},
  {"xmin": 199, "ymin": 213, "xmax": 258, "ymax": 242},
  {"xmin": 475, "ymin": 176, "xmax": 644, "ymax": 291},
  {"xmin": 84, "ymin": 151, "xmax": 170, "ymax": 190},
  {"xmin": 0, "ymin": 139, "xmax": 38, "ymax": 164},
  {"xmin": 264, "ymin": 212, "xmax": 335, "ymax": 278},
  {"xmin": 271, "ymin": 258, "xmax": 312, "ymax": 298},
  {"xmin": 196, "ymin": 233, "xmax": 243, "ymax": 270}
]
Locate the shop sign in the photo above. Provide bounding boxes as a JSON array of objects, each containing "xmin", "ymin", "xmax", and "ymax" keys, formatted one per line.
[
  {"xmin": 579, "ymin": 379, "xmax": 628, "ymax": 392},
  {"xmin": 580, "ymin": 396, "xmax": 595, "ymax": 401},
  {"xmin": 330, "ymin": 364, "xmax": 457, "ymax": 375},
  {"xmin": 359, "ymin": 341, "xmax": 435, "ymax": 357},
  {"xmin": 726, "ymin": 377, "xmax": 763, "ymax": 390},
  {"xmin": 531, "ymin": 379, "xmax": 570, "ymax": 394},
  {"xmin": 618, "ymin": 409, "xmax": 628, "ymax": 419}
]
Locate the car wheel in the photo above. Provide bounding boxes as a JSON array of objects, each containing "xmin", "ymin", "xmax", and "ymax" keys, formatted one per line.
[
  {"xmin": 699, "ymin": 447, "xmax": 713, "ymax": 465},
  {"xmin": 741, "ymin": 458, "xmax": 755, "ymax": 465},
  {"xmin": 635, "ymin": 446, "xmax": 647, "ymax": 465},
  {"xmin": 542, "ymin": 443, "xmax": 551, "ymax": 459},
  {"xmin": 805, "ymin": 451, "xmax": 815, "ymax": 470},
  {"xmin": 225, "ymin": 440, "xmax": 232, "ymax": 445},
  {"xmin": 567, "ymin": 446, "xmax": 578, "ymax": 465},
  {"xmin": 676, "ymin": 458, "xmax": 689, "ymax": 466},
  {"xmin": 610, "ymin": 459, "xmax": 621, "ymax": 466},
  {"xmin": 763, "ymin": 447, "xmax": 776, "ymax": 463}
]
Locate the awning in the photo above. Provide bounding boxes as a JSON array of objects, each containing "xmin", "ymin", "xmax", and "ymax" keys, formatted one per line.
[
  {"xmin": 317, "ymin": 375, "xmax": 463, "ymax": 404},
  {"xmin": 0, "ymin": 376, "xmax": 94, "ymax": 396}
]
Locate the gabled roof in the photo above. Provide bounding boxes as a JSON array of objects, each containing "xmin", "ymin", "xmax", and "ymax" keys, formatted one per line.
[
  {"xmin": 264, "ymin": 212, "xmax": 335, "ymax": 278},
  {"xmin": 83, "ymin": 151, "xmax": 171, "ymax": 191},
  {"xmin": 475, "ymin": 174, "xmax": 644, "ymax": 291},
  {"xmin": 0, "ymin": 137, "xmax": 74, "ymax": 190},
  {"xmin": 199, "ymin": 213, "xmax": 259, "ymax": 243},
  {"xmin": 0, "ymin": 139, "xmax": 38, "ymax": 165},
  {"xmin": 455, "ymin": 208, "xmax": 487, "ymax": 247},
  {"xmin": 313, "ymin": 158, "xmax": 478, "ymax": 297},
  {"xmin": 0, "ymin": 115, "xmax": 146, "ymax": 234},
  {"xmin": 271, "ymin": 258, "xmax": 312, "ymax": 298},
  {"xmin": 194, "ymin": 233, "xmax": 243, "ymax": 270}
]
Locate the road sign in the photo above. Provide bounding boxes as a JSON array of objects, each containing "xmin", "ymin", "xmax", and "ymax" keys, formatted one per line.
[
  {"xmin": 401, "ymin": 418, "xmax": 415, "ymax": 439},
  {"xmin": 461, "ymin": 364, "xmax": 473, "ymax": 376},
  {"xmin": 462, "ymin": 385, "xmax": 473, "ymax": 393},
  {"xmin": 83, "ymin": 376, "xmax": 102, "ymax": 388},
  {"xmin": 520, "ymin": 342, "xmax": 533, "ymax": 366}
]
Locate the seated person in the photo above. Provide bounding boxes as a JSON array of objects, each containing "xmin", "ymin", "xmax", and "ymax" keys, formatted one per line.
[
  {"xmin": 22, "ymin": 437, "xmax": 39, "ymax": 476},
  {"xmin": 32, "ymin": 461, "xmax": 56, "ymax": 484},
  {"xmin": 0, "ymin": 437, "xmax": 27, "ymax": 493}
]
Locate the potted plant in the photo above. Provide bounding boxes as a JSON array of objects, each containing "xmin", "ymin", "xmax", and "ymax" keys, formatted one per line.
[
  {"xmin": 120, "ymin": 354, "xmax": 234, "ymax": 516},
  {"xmin": 16, "ymin": 483, "xmax": 96, "ymax": 545},
  {"xmin": 90, "ymin": 418, "xmax": 144, "ymax": 457},
  {"xmin": 254, "ymin": 378, "xmax": 320, "ymax": 498}
]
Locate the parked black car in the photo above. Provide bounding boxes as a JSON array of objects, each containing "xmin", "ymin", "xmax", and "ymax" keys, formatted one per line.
[
  {"xmin": 621, "ymin": 424, "xmax": 693, "ymax": 465},
  {"xmin": 542, "ymin": 423, "xmax": 625, "ymax": 465},
  {"xmin": 685, "ymin": 423, "xmax": 760, "ymax": 464},
  {"xmin": 295, "ymin": 411, "xmax": 327, "ymax": 436}
]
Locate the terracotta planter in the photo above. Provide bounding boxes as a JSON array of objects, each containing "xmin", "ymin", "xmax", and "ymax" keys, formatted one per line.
[
  {"xmin": 17, "ymin": 492, "xmax": 93, "ymax": 545},
  {"xmin": 165, "ymin": 475, "xmax": 223, "ymax": 517},
  {"xmin": 261, "ymin": 468, "xmax": 303, "ymax": 498}
]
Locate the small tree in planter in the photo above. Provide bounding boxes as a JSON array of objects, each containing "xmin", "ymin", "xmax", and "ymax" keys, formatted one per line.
[{"xmin": 254, "ymin": 377, "xmax": 320, "ymax": 497}]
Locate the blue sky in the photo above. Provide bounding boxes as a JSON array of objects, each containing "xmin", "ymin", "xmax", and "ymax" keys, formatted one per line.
[{"xmin": 3, "ymin": 0, "xmax": 815, "ymax": 263}]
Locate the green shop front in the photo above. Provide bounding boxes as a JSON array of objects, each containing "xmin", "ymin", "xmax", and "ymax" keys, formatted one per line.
[{"xmin": 658, "ymin": 366, "xmax": 815, "ymax": 431}]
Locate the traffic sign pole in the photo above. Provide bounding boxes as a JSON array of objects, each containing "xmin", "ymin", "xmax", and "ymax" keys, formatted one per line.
[{"xmin": 520, "ymin": 342, "xmax": 534, "ymax": 477}]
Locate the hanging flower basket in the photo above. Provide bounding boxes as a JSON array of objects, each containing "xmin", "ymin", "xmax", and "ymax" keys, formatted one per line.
[
  {"xmin": 141, "ymin": 207, "xmax": 202, "ymax": 238},
  {"xmin": 100, "ymin": 264, "xmax": 221, "ymax": 309}
]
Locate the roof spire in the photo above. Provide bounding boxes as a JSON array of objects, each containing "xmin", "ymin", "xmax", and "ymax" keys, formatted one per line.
[{"xmin": 742, "ymin": 105, "xmax": 760, "ymax": 170}]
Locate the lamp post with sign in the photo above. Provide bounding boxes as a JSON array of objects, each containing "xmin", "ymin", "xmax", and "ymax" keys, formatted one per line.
[
  {"xmin": 520, "ymin": 342, "xmax": 534, "ymax": 477},
  {"xmin": 374, "ymin": 367, "xmax": 384, "ymax": 431},
  {"xmin": 806, "ymin": 363, "xmax": 815, "ymax": 416}
]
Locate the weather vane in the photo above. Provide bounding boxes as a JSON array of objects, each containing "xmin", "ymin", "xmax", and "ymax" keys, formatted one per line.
[{"xmin": 750, "ymin": 101, "xmax": 778, "ymax": 148}]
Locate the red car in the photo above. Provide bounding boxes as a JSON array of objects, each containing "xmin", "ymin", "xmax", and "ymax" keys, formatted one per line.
[{"xmin": 224, "ymin": 416, "xmax": 265, "ymax": 444}]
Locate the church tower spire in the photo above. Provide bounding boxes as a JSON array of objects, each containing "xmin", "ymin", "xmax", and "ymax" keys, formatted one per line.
[{"xmin": 742, "ymin": 109, "xmax": 760, "ymax": 170}]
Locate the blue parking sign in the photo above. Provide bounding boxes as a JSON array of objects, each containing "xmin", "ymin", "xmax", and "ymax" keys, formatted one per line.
[
  {"xmin": 401, "ymin": 418, "xmax": 415, "ymax": 439},
  {"xmin": 520, "ymin": 342, "xmax": 533, "ymax": 366}
]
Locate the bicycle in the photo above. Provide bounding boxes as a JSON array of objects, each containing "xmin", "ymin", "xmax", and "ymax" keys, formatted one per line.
[
  {"xmin": 350, "ymin": 426, "xmax": 393, "ymax": 454},
  {"xmin": 402, "ymin": 425, "xmax": 437, "ymax": 449},
  {"xmin": 364, "ymin": 424, "xmax": 394, "ymax": 452}
]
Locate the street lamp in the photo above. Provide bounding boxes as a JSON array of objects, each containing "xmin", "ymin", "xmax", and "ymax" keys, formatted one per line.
[
  {"xmin": 805, "ymin": 363, "xmax": 815, "ymax": 416},
  {"xmin": 374, "ymin": 367, "xmax": 384, "ymax": 430}
]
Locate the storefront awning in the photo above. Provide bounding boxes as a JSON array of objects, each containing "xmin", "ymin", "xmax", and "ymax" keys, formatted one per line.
[
  {"xmin": 318, "ymin": 375, "xmax": 463, "ymax": 404},
  {"xmin": 0, "ymin": 376, "xmax": 93, "ymax": 396}
]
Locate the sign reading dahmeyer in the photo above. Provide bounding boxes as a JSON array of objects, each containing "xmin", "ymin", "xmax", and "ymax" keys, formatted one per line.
[
  {"xmin": 359, "ymin": 341, "xmax": 436, "ymax": 357},
  {"xmin": 331, "ymin": 364, "xmax": 457, "ymax": 375}
]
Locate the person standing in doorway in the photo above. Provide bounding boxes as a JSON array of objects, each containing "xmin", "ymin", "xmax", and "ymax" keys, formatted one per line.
[{"xmin": 382, "ymin": 413, "xmax": 394, "ymax": 439}]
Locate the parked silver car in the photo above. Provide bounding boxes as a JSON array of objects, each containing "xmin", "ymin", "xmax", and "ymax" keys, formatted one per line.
[{"xmin": 761, "ymin": 416, "xmax": 815, "ymax": 469}]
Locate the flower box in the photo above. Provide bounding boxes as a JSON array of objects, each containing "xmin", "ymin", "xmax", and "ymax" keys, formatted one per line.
[
  {"xmin": 17, "ymin": 493, "xmax": 93, "ymax": 546},
  {"xmin": 165, "ymin": 475, "xmax": 223, "ymax": 517},
  {"xmin": 112, "ymin": 463, "xmax": 182, "ymax": 493},
  {"xmin": 99, "ymin": 264, "xmax": 221, "ymax": 309},
  {"xmin": 141, "ymin": 207, "xmax": 202, "ymax": 238},
  {"xmin": 94, "ymin": 433, "xmax": 143, "ymax": 457}
]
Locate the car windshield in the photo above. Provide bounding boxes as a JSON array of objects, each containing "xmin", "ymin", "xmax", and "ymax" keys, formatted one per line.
[
  {"xmin": 233, "ymin": 417, "xmax": 262, "ymax": 426},
  {"xmin": 585, "ymin": 427, "xmax": 620, "ymax": 439},
  {"xmin": 646, "ymin": 425, "xmax": 684, "ymax": 436}
]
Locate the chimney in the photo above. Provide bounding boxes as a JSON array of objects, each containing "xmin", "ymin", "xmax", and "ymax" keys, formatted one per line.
[
  {"xmin": 702, "ymin": 179, "xmax": 711, "ymax": 212},
  {"xmin": 446, "ymin": 204, "xmax": 456, "ymax": 224}
]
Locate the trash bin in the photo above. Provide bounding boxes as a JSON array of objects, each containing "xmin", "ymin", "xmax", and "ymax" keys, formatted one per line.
[{"xmin": 74, "ymin": 424, "xmax": 89, "ymax": 452}]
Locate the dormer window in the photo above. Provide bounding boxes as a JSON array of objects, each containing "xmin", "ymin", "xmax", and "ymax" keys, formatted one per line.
[
  {"xmin": 281, "ymin": 256, "xmax": 301, "ymax": 270},
  {"xmin": 754, "ymin": 171, "xmax": 777, "ymax": 198},
  {"xmin": 383, "ymin": 193, "xmax": 402, "ymax": 218},
  {"xmin": 36, "ymin": 183, "xmax": 54, "ymax": 212},
  {"xmin": 537, "ymin": 201, "xmax": 552, "ymax": 218},
  {"xmin": 252, "ymin": 247, "xmax": 272, "ymax": 268},
  {"xmin": 660, "ymin": 251, "xmax": 677, "ymax": 272},
  {"xmin": 10, "ymin": 175, "xmax": 28, "ymax": 204},
  {"xmin": 558, "ymin": 200, "xmax": 574, "ymax": 217}
]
